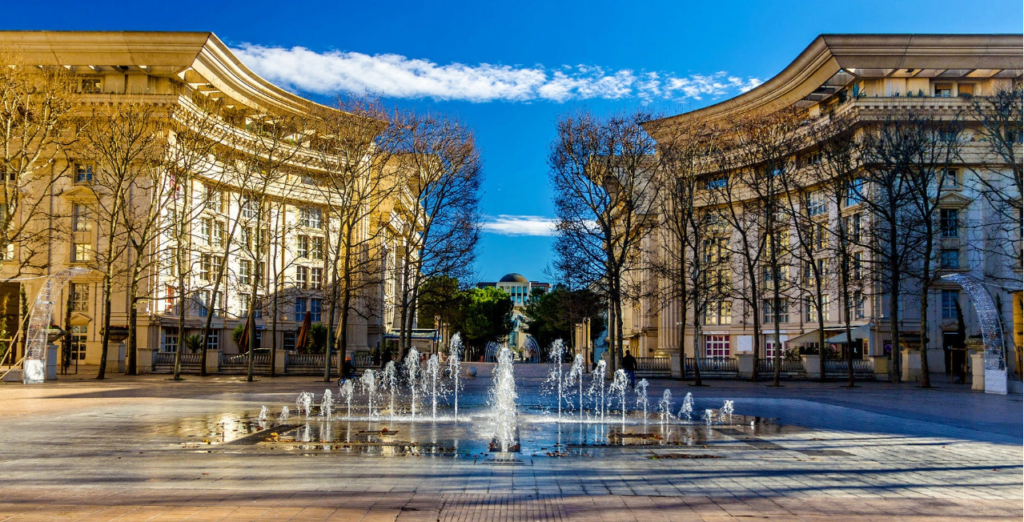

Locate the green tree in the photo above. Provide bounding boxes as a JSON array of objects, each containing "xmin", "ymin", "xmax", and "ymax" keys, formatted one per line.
[
  {"xmin": 525, "ymin": 285, "xmax": 605, "ymax": 355},
  {"xmin": 456, "ymin": 287, "xmax": 513, "ymax": 352}
]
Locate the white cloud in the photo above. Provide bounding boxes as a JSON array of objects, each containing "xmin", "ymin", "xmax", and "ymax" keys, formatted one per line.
[
  {"xmin": 233, "ymin": 44, "xmax": 762, "ymax": 104},
  {"xmin": 480, "ymin": 215, "xmax": 559, "ymax": 236}
]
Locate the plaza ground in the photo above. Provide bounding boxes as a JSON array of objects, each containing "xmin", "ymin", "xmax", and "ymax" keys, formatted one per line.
[{"xmin": 0, "ymin": 364, "xmax": 1020, "ymax": 521}]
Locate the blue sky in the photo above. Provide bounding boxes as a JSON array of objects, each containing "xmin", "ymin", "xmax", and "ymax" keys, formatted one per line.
[{"xmin": 5, "ymin": 1, "xmax": 1021, "ymax": 284}]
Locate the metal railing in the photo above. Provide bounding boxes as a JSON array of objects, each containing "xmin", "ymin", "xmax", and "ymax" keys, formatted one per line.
[
  {"xmin": 757, "ymin": 358, "xmax": 805, "ymax": 373},
  {"xmin": 824, "ymin": 358, "xmax": 873, "ymax": 374},
  {"xmin": 635, "ymin": 357, "xmax": 671, "ymax": 374},
  {"xmin": 152, "ymin": 351, "xmax": 202, "ymax": 373},
  {"xmin": 685, "ymin": 357, "xmax": 738, "ymax": 376},
  {"xmin": 220, "ymin": 352, "xmax": 271, "ymax": 374}
]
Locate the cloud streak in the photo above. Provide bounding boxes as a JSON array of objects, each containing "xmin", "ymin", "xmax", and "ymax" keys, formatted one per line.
[
  {"xmin": 480, "ymin": 215, "xmax": 559, "ymax": 237},
  {"xmin": 233, "ymin": 44, "xmax": 762, "ymax": 103}
]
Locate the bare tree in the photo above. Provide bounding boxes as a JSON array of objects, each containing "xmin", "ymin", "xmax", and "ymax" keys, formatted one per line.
[
  {"xmin": 0, "ymin": 52, "xmax": 80, "ymax": 278},
  {"xmin": 858, "ymin": 112, "xmax": 927, "ymax": 383},
  {"xmin": 550, "ymin": 110, "xmax": 670, "ymax": 374},
  {"xmin": 81, "ymin": 101, "xmax": 162, "ymax": 379},
  {"xmin": 393, "ymin": 112, "xmax": 481, "ymax": 357},
  {"xmin": 310, "ymin": 98, "xmax": 398, "ymax": 380}
]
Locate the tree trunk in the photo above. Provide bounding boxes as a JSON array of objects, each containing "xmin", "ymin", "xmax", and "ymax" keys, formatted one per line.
[
  {"xmin": 919, "ymin": 281, "xmax": 932, "ymax": 388},
  {"xmin": 98, "ymin": 273, "xmax": 113, "ymax": 380},
  {"xmin": 678, "ymin": 260, "xmax": 687, "ymax": 381}
]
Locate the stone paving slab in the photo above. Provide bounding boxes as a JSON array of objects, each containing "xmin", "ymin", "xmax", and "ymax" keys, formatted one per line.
[{"xmin": 0, "ymin": 369, "xmax": 1020, "ymax": 520}]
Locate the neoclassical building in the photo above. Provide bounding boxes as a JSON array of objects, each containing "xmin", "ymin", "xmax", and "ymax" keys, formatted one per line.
[
  {"xmin": 0, "ymin": 31, "xmax": 419, "ymax": 373},
  {"xmin": 621, "ymin": 34, "xmax": 1022, "ymax": 385},
  {"xmin": 477, "ymin": 273, "xmax": 550, "ymax": 353}
]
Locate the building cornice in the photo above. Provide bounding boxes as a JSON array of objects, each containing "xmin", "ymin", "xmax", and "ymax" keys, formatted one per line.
[{"xmin": 644, "ymin": 34, "xmax": 1023, "ymax": 140}]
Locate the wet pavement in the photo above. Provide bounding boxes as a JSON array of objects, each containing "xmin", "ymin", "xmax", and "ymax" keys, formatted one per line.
[{"xmin": 0, "ymin": 363, "xmax": 1020, "ymax": 521}]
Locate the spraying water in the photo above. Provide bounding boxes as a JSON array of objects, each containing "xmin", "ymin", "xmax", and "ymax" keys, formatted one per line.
[
  {"xmin": 610, "ymin": 369, "xmax": 629, "ymax": 426},
  {"xmin": 635, "ymin": 379, "xmax": 649, "ymax": 424},
  {"xmin": 658, "ymin": 390, "xmax": 673, "ymax": 425},
  {"xmin": 720, "ymin": 400, "xmax": 734, "ymax": 424},
  {"xmin": 547, "ymin": 340, "xmax": 565, "ymax": 422},
  {"xmin": 382, "ymin": 361, "xmax": 398, "ymax": 419},
  {"xmin": 566, "ymin": 353, "xmax": 585, "ymax": 423},
  {"xmin": 296, "ymin": 392, "xmax": 314, "ymax": 419},
  {"xmin": 319, "ymin": 389, "xmax": 334, "ymax": 420},
  {"xmin": 448, "ymin": 334, "xmax": 463, "ymax": 421},
  {"xmin": 340, "ymin": 380, "xmax": 355, "ymax": 419},
  {"xmin": 588, "ymin": 360, "xmax": 607, "ymax": 423},
  {"xmin": 256, "ymin": 405, "xmax": 268, "ymax": 425},
  {"xmin": 426, "ymin": 354, "xmax": 440, "ymax": 421},
  {"xmin": 404, "ymin": 348, "xmax": 420, "ymax": 418},
  {"xmin": 702, "ymin": 409, "xmax": 715, "ymax": 426},
  {"xmin": 678, "ymin": 392, "xmax": 694, "ymax": 421},
  {"xmin": 278, "ymin": 406, "xmax": 290, "ymax": 422},
  {"xmin": 360, "ymin": 369, "xmax": 378, "ymax": 419},
  {"xmin": 489, "ymin": 346, "xmax": 518, "ymax": 452}
]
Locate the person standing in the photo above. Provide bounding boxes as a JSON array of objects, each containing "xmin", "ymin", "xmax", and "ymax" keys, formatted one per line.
[{"xmin": 622, "ymin": 350, "xmax": 637, "ymax": 389}]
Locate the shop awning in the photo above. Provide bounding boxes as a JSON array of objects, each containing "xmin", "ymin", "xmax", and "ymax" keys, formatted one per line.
[
  {"xmin": 787, "ymin": 327, "xmax": 844, "ymax": 346},
  {"xmin": 825, "ymin": 324, "xmax": 872, "ymax": 344}
]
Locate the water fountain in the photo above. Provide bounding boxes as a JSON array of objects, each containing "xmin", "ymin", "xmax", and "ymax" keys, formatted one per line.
[
  {"xmin": 678, "ymin": 392, "xmax": 694, "ymax": 421},
  {"xmin": 448, "ymin": 334, "xmax": 463, "ymax": 421},
  {"xmin": 658, "ymin": 390, "xmax": 673, "ymax": 425},
  {"xmin": 546, "ymin": 340, "xmax": 566, "ymax": 422},
  {"xmin": 340, "ymin": 380, "xmax": 355, "ymax": 418},
  {"xmin": 610, "ymin": 369, "xmax": 629, "ymax": 425},
  {"xmin": 566, "ymin": 353, "xmax": 585, "ymax": 423},
  {"xmin": 278, "ymin": 406, "xmax": 290, "ymax": 422},
  {"xmin": 404, "ymin": 348, "xmax": 420, "ymax": 418},
  {"xmin": 702, "ymin": 409, "xmax": 715, "ymax": 426},
  {"xmin": 382, "ymin": 361, "xmax": 398, "ymax": 419},
  {"xmin": 489, "ymin": 346, "xmax": 518, "ymax": 453},
  {"xmin": 296, "ymin": 391, "xmax": 314, "ymax": 419},
  {"xmin": 635, "ymin": 379, "xmax": 649, "ymax": 424},
  {"xmin": 360, "ymin": 370, "xmax": 377, "ymax": 419},
  {"xmin": 319, "ymin": 389, "xmax": 334, "ymax": 420},
  {"xmin": 426, "ymin": 354, "xmax": 441, "ymax": 421},
  {"xmin": 588, "ymin": 360, "xmax": 607, "ymax": 422},
  {"xmin": 257, "ymin": 405, "xmax": 268, "ymax": 424},
  {"xmin": 720, "ymin": 400, "xmax": 734, "ymax": 424}
]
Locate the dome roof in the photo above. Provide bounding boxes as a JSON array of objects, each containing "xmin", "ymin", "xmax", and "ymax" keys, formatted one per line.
[{"xmin": 499, "ymin": 273, "xmax": 529, "ymax": 283}]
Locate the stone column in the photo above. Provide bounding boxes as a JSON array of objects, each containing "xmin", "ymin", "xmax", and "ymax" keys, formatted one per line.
[
  {"xmin": 205, "ymin": 349, "xmax": 219, "ymax": 374},
  {"xmin": 802, "ymin": 354, "xmax": 821, "ymax": 380},
  {"xmin": 970, "ymin": 351, "xmax": 986, "ymax": 392},
  {"xmin": 737, "ymin": 354, "xmax": 755, "ymax": 379},
  {"xmin": 275, "ymin": 350, "xmax": 288, "ymax": 375},
  {"xmin": 901, "ymin": 349, "xmax": 922, "ymax": 382}
]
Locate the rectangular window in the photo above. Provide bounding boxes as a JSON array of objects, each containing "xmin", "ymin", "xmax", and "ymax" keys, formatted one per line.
[
  {"xmin": 815, "ymin": 224, "xmax": 828, "ymax": 250},
  {"xmin": 294, "ymin": 298, "xmax": 307, "ymax": 321},
  {"xmin": 806, "ymin": 191, "xmax": 826, "ymax": 216},
  {"xmin": 200, "ymin": 253, "xmax": 211, "ymax": 280},
  {"xmin": 296, "ymin": 266, "xmax": 308, "ymax": 289},
  {"xmin": 821, "ymin": 294, "xmax": 830, "ymax": 321},
  {"xmin": 941, "ymin": 290, "xmax": 959, "ymax": 319},
  {"xmin": 241, "ymin": 198, "xmax": 258, "ymax": 220},
  {"xmin": 310, "ymin": 237, "xmax": 324, "ymax": 260},
  {"xmin": 934, "ymin": 83, "xmax": 953, "ymax": 97},
  {"xmin": 297, "ymin": 235, "xmax": 309, "ymax": 258},
  {"xmin": 310, "ymin": 298, "xmax": 323, "ymax": 322},
  {"xmin": 705, "ymin": 302, "xmax": 719, "ymax": 326},
  {"xmin": 72, "ymin": 204, "xmax": 93, "ymax": 231},
  {"xmin": 239, "ymin": 260, "xmax": 252, "ymax": 286},
  {"xmin": 198, "ymin": 290, "xmax": 211, "ymax": 317},
  {"xmin": 239, "ymin": 294, "xmax": 250, "ymax": 316},
  {"xmin": 310, "ymin": 267, "xmax": 323, "ymax": 290},
  {"xmin": 70, "ymin": 325, "xmax": 88, "ymax": 360},
  {"xmin": 940, "ymin": 209, "xmax": 959, "ymax": 238},
  {"xmin": 70, "ymin": 283, "xmax": 89, "ymax": 312},
  {"xmin": 205, "ymin": 332, "xmax": 219, "ymax": 352},
  {"xmin": 204, "ymin": 185, "xmax": 222, "ymax": 212},
  {"xmin": 940, "ymin": 249, "xmax": 960, "ymax": 269},
  {"xmin": 852, "ymin": 252, "xmax": 863, "ymax": 281},
  {"xmin": 704, "ymin": 335, "xmax": 730, "ymax": 359},
  {"xmin": 80, "ymin": 78, "xmax": 102, "ymax": 94},
  {"xmin": 283, "ymin": 331, "xmax": 297, "ymax": 351},
  {"xmin": 200, "ymin": 218, "xmax": 212, "ymax": 244},
  {"xmin": 765, "ymin": 340, "xmax": 780, "ymax": 359},
  {"xmin": 162, "ymin": 327, "xmax": 178, "ymax": 353},
  {"xmin": 73, "ymin": 243, "xmax": 92, "ymax": 262},
  {"xmin": 719, "ymin": 301, "xmax": 731, "ymax": 325},
  {"xmin": 941, "ymin": 168, "xmax": 959, "ymax": 188},
  {"xmin": 75, "ymin": 164, "xmax": 93, "ymax": 184},
  {"xmin": 299, "ymin": 207, "xmax": 323, "ymax": 228},
  {"xmin": 763, "ymin": 298, "xmax": 789, "ymax": 324},
  {"xmin": 212, "ymin": 221, "xmax": 225, "ymax": 247},
  {"xmin": 846, "ymin": 213, "xmax": 862, "ymax": 243},
  {"xmin": 704, "ymin": 177, "xmax": 727, "ymax": 190},
  {"xmin": 957, "ymin": 83, "xmax": 974, "ymax": 97},
  {"xmin": 165, "ymin": 285, "xmax": 177, "ymax": 313},
  {"xmin": 852, "ymin": 291, "xmax": 865, "ymax": 320},
  {"xmin": 844, "ymin": 178, "xmax": 863, "ymax": 207}
]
